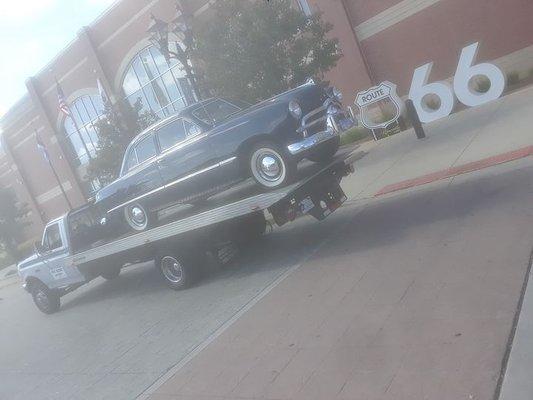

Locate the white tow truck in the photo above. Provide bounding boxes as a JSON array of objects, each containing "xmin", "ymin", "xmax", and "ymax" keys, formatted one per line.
[{"xmin": 18, "ymin": 151, "xmax": 359, "ymax": 313}]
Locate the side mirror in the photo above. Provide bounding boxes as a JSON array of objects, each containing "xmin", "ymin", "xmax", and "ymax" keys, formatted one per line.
[{"xmin": 34, "ymin": 241, "xmax": 46, "ymax": 255}]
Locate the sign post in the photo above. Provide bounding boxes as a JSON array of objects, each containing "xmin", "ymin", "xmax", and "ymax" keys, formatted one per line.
[{"xmin": 355, "ymin": 81, "xmax": 404, "ymax": 139}]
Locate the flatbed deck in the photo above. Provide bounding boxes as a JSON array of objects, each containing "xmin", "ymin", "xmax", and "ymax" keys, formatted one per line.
[{"xmin": 71, "ymin": 148, "xmax": 360, "ymax": 266}]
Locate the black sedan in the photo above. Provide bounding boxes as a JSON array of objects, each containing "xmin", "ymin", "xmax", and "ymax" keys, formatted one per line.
[{"xmin": 95, "ymin": 81, "xmax": 355, "ymax": 231}]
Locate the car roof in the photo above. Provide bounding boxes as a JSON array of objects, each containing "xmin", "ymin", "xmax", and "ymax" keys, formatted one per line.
[{"xmin": 128, "ymin": 98, "xmax": 217, "ymax": 146}]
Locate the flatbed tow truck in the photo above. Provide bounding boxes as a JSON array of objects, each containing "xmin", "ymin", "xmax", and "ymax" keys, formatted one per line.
[{"xmin": 17, "ymin": 149, "xmax": 359, "ymax": 314}]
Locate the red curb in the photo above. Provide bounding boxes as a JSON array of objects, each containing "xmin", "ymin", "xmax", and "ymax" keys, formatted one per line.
[{"xmin": 375, "ymin": 145, "xmax": 533, "ymax": 197}]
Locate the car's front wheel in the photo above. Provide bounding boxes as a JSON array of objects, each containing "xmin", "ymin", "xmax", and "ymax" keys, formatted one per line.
[
  {"xmin": 124, "ymin": 203, "xmax": 153, "ymax": 232},
  {"xmin": 249, "ymin": 142, "xmax": 295, "ymax": 190}
]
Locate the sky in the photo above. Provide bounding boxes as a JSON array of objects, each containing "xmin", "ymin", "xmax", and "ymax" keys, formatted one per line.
[{"xmin": 0, "ymin": 0, "xmax": 118, "ymax": 117}]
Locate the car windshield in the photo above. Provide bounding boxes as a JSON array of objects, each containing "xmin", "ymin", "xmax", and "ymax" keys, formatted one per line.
[{"xmin": 191, "ymin": 99, "xmax": 241, "ymax": 126}]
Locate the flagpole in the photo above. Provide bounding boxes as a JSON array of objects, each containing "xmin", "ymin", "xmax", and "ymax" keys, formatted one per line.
[
  {"xmin": 35, "ymin": 129, "xmax": 73, "ymax": 210},
  {"xmin": 48, "ymin": 155, "xmax": 73, "ymax": 211},
  {"xmin": 55, "ymin": 76, "xmax": 93, "ymax": 162}
]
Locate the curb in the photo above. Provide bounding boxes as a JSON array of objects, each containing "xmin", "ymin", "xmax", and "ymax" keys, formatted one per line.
[{"xmin": 375, "ymin": 145, "xmax": 533, "ymax": 197}]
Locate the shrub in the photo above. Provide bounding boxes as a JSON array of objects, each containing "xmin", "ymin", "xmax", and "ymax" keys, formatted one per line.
[
  {"xmin": 340, "ymin": 127, "xmax": 370, "ymax": 146},
  {"xmin": 507, "ymin": 71, "xmax": 521, "ymax": 86}
]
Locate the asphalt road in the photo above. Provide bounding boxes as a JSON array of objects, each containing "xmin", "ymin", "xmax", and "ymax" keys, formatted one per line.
[
  {"xmin": 0, "ymin": 199, "xmax": 353, "ymax": 400},
  {"xmin": 1, "ymin": 156, "xmax": 533, "ymax": 400}
]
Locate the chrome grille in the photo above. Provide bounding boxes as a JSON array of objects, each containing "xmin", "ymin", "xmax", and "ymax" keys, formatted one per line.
[{"xmin": 297, "ymin": 98, "xmax": 337, "ymax": 137}]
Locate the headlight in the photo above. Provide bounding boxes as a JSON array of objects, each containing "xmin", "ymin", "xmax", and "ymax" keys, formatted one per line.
[
  {"xmin": 289, "ymin": 100, "xmax": 302, "ymax": 119},
  {"xmin": 332, "ymin": 87, "xmax": 343, "ymax": 101}
]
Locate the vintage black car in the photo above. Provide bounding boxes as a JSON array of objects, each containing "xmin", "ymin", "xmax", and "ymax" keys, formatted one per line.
[{"xmin": 95, "ymin": 81, "xmax": 355, "ymax": 231}]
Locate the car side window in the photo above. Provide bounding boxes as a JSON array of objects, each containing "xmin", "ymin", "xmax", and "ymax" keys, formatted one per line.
[
  {"xmin": 43, "ymin": 223, "xmax": 62, "ymax": 251},
  {"xmin": 135, "ymin": 135, "xmax": 157, "ymax": 164},
  {"xmin": 157, "ymin": 120, "xmax": 186, "ymax": 152},
  {"xmin": 124, "ymin": 149, "xmax": 138, "ymax": 174},
  {"xmin": 184, "ymin": 120, "xmax": 202, "ymax": 137}
]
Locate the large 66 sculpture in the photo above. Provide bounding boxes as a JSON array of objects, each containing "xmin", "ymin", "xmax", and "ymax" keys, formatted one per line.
[{"xmin": 408, "ymin": 42, "xmax": 505, "ymax": 123}]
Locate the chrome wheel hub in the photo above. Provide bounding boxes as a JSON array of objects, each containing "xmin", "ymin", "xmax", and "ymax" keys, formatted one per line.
[
  {"xmin": 131, "ymin": 206, "xmax": 146, "ymax": 224},
  {"xmin": 160, "ymin": 256, "xmax": 183, "ymax": 283},
  {"xmin": 259, "ymin": 156, "xmax": 281, "ymax": 179},
  {"xmin": 125, "ymin": 204, "xmax": 149, "ymax": 230}
]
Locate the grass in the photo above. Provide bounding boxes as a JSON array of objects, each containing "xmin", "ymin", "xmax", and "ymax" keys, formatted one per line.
[{"xmin": 340, "ymin": 126, "xmax": 371, "ymax": 146}]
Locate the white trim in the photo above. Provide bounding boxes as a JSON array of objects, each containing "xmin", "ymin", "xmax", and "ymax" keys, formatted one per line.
[
  {"xmin": 9, "ymin": 116, "xmax": 40, "ymax": 139},
  {"xmin": 194, "ymin": 0, "xmax": 217, "ymax": 17},
  {"xmin": 36, "ymin": 181, "xmax": 73, "ymax": 205},
  {"xmin": 98, "ymin": 0, "xmax": 161, "ymax": 51},
  {"xmin": 355, "ymin": 0, "xmax": 442, "ymax": 41},
  {"xmin": 42, "ymin": 58, "xmax": 89, "ymax": 97},
  {"xmin": 13, "ymin": 128, "xmax": 44, "ymax": 150},
  {"xmin": 113, "ymin": 39, "xmax": 152, "ymax": 92},
  {"xmin": 107, "ymin": 157, "xmax": 237, "ymax": 214}
]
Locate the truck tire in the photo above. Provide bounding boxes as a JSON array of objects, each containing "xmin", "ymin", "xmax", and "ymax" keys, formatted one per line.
[
  {"xmin": 249, "ymin": 142, "xmax": 295, "ymax": 189},
  {"xmin": 101, "ymin": 267, "xmax": 121, "ymax": 280},
  {"xmin": 30, "ymin": 281, "xmax": 60, "ymax": 314},
  {"xmin": 157, "ymin": 252, "xmax": 197, "ymax": 290},
  {"xmin": 307, "ymin": 137, "xmax": 340, "ymax": 164}
]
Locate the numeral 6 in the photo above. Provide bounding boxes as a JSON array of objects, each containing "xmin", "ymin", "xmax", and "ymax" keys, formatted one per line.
[{"xmin": 408, "ymin": 42, "xmax": 505, "ymax": 124}]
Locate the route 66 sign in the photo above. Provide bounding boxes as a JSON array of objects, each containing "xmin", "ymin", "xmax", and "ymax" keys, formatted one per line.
[{"xmin": 355, "ymin": 81, "xmax": 403, "ymax": 130}]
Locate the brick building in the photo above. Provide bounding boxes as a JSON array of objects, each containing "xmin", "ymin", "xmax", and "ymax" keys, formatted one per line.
[{"xmin": 1, "ymin": 0, "xmax": 532, "ymax": 240}]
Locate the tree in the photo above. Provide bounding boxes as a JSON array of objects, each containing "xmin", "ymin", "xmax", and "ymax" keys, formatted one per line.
[
  {"xmin": 192, "ymin": 0, "xmax": 341, "ymax": 103},
  {"xmin": 87, "ymin": 98, "xmax": 158, "ymax": 186},
  {"xmin": 0, "ymin": 187, "xmax": 30, "ymax": 260}
]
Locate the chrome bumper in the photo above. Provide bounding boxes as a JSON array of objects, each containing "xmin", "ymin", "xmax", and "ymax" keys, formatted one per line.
[{"xmin": 287, "ymin": 103, "xmax": 355, "ymax": 155}]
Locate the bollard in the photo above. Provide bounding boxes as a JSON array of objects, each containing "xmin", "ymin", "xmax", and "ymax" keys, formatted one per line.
[{"xmin": 405, "ymin": 99, "xmax": 426, "ymax": 139}]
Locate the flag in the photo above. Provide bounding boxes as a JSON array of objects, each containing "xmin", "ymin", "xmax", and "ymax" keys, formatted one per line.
[
  {"xmin": 97, "ymin": 77, "xmax": 109, "ymax": 105},
  {"xmin": 36, "ymin": 132, "xmax": 50, "ymax": 165},
  {"xmin": 56, "ymin": 80, "xmax": 71, "ymax": 117}
]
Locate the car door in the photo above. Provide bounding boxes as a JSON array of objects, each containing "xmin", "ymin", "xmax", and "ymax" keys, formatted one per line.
[
  {"xmin": 38, "ymin": 222, "xmax": 84, "ymax": 288},
  {"xmin": 120, "ymin": 134, "xmax": 163, "ymax": 210},
  {"xmin": 155, "ymin": 118, "xmax": 219, "ymax": 203}
]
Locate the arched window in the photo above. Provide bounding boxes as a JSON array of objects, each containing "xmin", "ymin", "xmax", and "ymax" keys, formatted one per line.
[
  {"xmin": 122, "ymin": 44, "xmax": 196, "ymax": 118},
  {"xmin": 63, "ymin": 94, "xmax": 104, "ymax": 167}
]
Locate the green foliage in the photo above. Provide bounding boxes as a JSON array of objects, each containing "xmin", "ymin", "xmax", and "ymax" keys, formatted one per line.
[
  {"xmin": 192, "ymin": 0, "xmax": 341, "ymax": 103},
  {"xmin": 339, "ymin": 127, "xmax": 370, "ymax": 146},
  {"xmin": 87, "ymin": 98, "xmax": 158, "ymax": 186},
  {"xmin": 507, "ymin": 71, "xmax": 520, "ymax": 86},
  {"xmin": 474, "ymin": 76, "xmax": 491, "ymax": 93},
  {"xmin": 0, "ymin": 187, "xmax": 30, "ymax": 261}
]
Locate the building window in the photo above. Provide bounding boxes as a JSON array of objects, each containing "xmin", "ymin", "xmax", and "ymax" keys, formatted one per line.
[
  {"xmin": 296, "ymin": 0, "xmax": 312, "ymax": 17},
  {"xmin": 63, "ymin": 94, "xmax": 104, "ymax": 167},
  {"xmin": 122, "ymin": 45, "xmax": 196, "ymax": 119}
]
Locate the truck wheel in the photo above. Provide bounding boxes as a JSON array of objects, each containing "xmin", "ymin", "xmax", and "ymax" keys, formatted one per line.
[
  {"xmin": 124, "ymin": 203, "xmax": 153, "ymax": 231},
  {"xmin": 101, "ymin": 267, "xmax": 121, "ymax": 280},
  {"xmin": 249, "ymin": 142, "xmax": 295, "ymax": 189},
  {"xmin": 157, "ymin": 253, "xmax": 196, "ymax": 290},
  {"xmin": 307, "ymin": 137, "xmax": 340, "ymax": 164},
  {"xmin": 30, "ymin": 282, "xmax": 60, "ymax": 314}
]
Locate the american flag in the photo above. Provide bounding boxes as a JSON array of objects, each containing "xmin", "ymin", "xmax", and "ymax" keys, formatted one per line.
[{"xmin": 56, "ymin": 80, "xmax": 71, "ymax": 117}]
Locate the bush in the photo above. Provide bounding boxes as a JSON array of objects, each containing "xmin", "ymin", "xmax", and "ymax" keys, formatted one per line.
[
  {"xmin": 0, "ymin": 251, "xmax": 14, "ymax": 271},
  {"xmin": 17, "ymin": 239, "xmax": 37, "ymax": 261},
  {"xmin": 340, "ymin": 127, "xmax": 370, "ymax": 146},
  {"xmin": 507, "ymin": 71, "xmax": 521, "ymax": 86},
  {"xmin": 475, "ymin": 76, "xmax": 491, "ymax": 93}
]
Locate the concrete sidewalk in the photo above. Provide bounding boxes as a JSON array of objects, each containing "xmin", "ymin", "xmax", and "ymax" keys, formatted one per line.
[
  {"xmin": 141, "ymin": 87, "xmax": 533, "ymax": 400},
  {"xmin": 344, "ymin": 85, "xmax": 533, "ymax": 201}
]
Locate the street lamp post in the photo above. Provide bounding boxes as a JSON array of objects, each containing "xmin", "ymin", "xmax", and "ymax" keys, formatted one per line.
[{"xmin": 147, "ymin": 1, "xmax": 202, "ymax": 101}]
